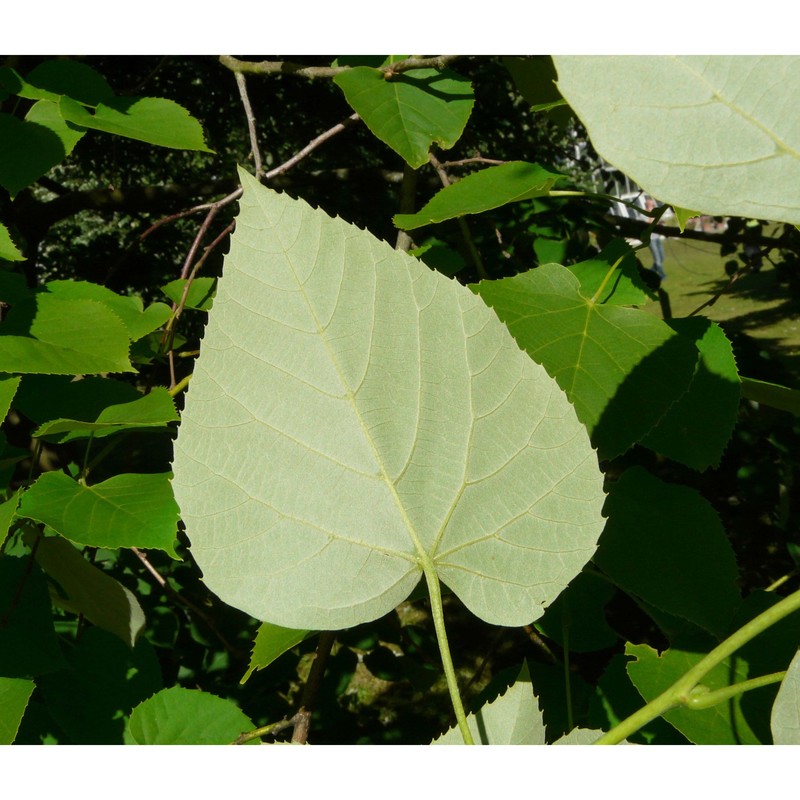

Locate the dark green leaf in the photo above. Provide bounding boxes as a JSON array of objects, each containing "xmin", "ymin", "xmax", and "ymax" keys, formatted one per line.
[
  {"xmin": 0, "ymin": 555, "xmax": 66, "ymax": 678},
  {"xmin": 334, "ymin": 67, "xmax": 474, "ymax": 168},
  {"xmin": 30, "ymin": 535, "xmax": 146, "ymax": 647},
  {"xmin": 642, "ymin": 318, "xmax": 740, "ymax": 470},
  {"xmin": 0, "ymin": 113, "xmax": 67, "ymax": 196},
  {"xmin": 160, "ymin": 277, "xmax": 216, "ymax": 311},
  {"xmin": 33, "ymin": 387, "xmax": 178, "ymax": 443},
  {"xmin": 394, "ymin": 161, "xmax": 564, "ymax": 230},
  {"xmin": 595, "ymin": 467, "xmax": 741, "ymax": 637}
]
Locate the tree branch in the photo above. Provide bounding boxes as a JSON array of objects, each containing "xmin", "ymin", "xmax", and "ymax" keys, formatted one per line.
[
  {"xmin": 219, "ymin": 55, "xmax": 463, "ymax": 79},
  {"xmin": 234, "ymin": 70, "xmax": 263, "ymax": 178}
]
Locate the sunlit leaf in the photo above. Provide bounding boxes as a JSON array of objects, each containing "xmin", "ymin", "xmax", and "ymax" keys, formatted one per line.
[
  {"xmin": 161, "ymin": 277, "xmax": 216, "ymax": 311},
  {"xmin": 394, "ymin": 161, "xmax": 564, "ymax": 230},
  {"xmin": 553, "ymin": 56, "xmax": 800, "ymax": 224},
  {"xmin": 334, "ymin": 67, "xmax": 473, "ymax": 168},
  {"xmin": 241, "ymin": 623, "xmax": 313, "ymax": 683},
  {"xmin": 473, "ymin": 263, "xmax": 698, "ymax": 459},
  {"xmin": 59, "ymin": 95, "xmax": 213, "ymax": 152},
  {"xmin": 171, "ymin": 171, "xmax": 606, "ymax": 631},
  {"xmin": 124, "ymin": 686, "xmax": 256, "ymax": 744},
  {"xmin": 0, "ymin": 677, "xmax": 35, "ymax": 744},
  {"xmin": 19, "ymin": 472, "xmax": 180, "ymax": 557},
  {"xmin": 0, "ymin": 223, "xmax": 24, "ymax": 262}
]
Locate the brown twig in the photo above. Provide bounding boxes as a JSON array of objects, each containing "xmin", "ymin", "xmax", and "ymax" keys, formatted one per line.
[
  {"xmin": 219, "ymin": 55, "xmax": 463, "ymax": 79},
  {"xmin": 438, "ymin": 156, "xmax": 506, "ymax": 169},
  {"xmin": 291, "ymin": 631, "xmax": 336, "ymax": 744},
  {"xmin": 428, "ymin": 152, "xmax": 488, "ymax": 279},
  {"xmin": 234, "ymin": 70, "xmax": 263, "ymax": 178},
  {"xmin": 131, "ymin": 547, "xmax": 247, "ymax": 660}
]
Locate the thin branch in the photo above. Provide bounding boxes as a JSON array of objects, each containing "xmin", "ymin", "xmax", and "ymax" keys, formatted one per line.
[
  {"xmin": 437, "ymin": 156, "xmax": 506, "ymax": 169},
  {"xmin": 291, "ymin": 631, "xmax": 336, "ymax": 744},
  {"xmin": 219, "ymin": 55, "xmax": 463, "ymax": 79},
  {"xmin": 429, "ymin": 152, "xmax": 488, "ymax": 279},
  {"xmin": 234, "ymin": 71, "xmax": 263, "ymax": 178},
  {"xmin": 264, "ymin": 113, "xmax": 360, "ymax": 181},
  {"xmin": 131, "ymin": 547, "xmax": 247, "ymax": 660}
]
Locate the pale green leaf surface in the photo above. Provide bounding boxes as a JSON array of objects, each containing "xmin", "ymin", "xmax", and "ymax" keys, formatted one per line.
[
  {"xmin": 0, "ymin": 223, "xmax": 24, "ymax": 261},
  {"xmin": 59, "ymin": 95, "xmax": 213, "ymax": 152},
  {"xmin": 30, "ymin": 535, "xmax": 146, "ymax": 647},
  {"xmin": 473, "ymin": 264, "xmax": 698, "ymax": 459},
  {"xmin": 242, "ymin": 623, "xmax": 313, "ymax": 683},
  {"xmin": 771, "ymin": 648, "xmax": 800, "ymax": 744},
  {"xmin": 553, "ymin": 56, "xmax": 800, "ymax": 224},
  {"xmin": 0, "ymin": 295, "xmax": 133, "ymax": 374},
  {"xmin": 125, "ymin": 686, "xmax": 255, "ymax": 744},
  {"xmin": 33, "ymin": 387, "xmax": 178, "ymax": 442},
  {"xmin": 433, "ymin": 663, "xmax": 546, "ymax": 744},
  {"xmin": 0, "ymin": 677, "xmax": 35, "ymax": 744},
  {"xmin": 172, "ymin": 171, "xmax": 606, "ymax": 630},
  {"xmin": 394, "ymin": 162, "xmax": 564, "ymax": 230},
  {"xmin": 333, "ymin": 67, "xmax": 474, "ymax": 168},
  {"xmin": 18, "ymin": 472, "xmax": 179, "ymax": 557},
  {"xmin": 595, "ymin": 467, "xmax": 741, "ymax": 636},
  {"xmin": 642, "ymin": 318, "xmax": 740, "ymax": 470}
]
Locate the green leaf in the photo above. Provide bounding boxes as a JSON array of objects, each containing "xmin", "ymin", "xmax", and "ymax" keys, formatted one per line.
[
  {"xmin": 394, "ymin": 161, "xmax": 564, "ymax": 230},
  {"xmin": 626, "ymin": 640, "xmax": 762, "ymax": 744},
  {"xmin": 29, "ymin": 535, "xmax": 146, "ymax": 648},
  {"xmin": 333, "ymin": 67, "xmax": 474, "ymax": 168},
  {"xmin": 0, "ymin": 677, "xmax": 35, "ymax": 744},
  {"xmin": 503, "ymin": 57, "xmax": 571, "ymax": 127},
  {"xmin": 433, "ymin": 663, "xmax": 546, "ymax": 744},
  {"xmin": 567, "ymin": 239, "xmax": 655, "ymax": 306},
  {"xmin": 0, "ymin": 223, "xmax": 24, "ymax": 262},
  {"xmin": 0, "ymin": 375, "xmax": 21, "ymax": 420},
  {"xmin": 740, "ymin": 376, "xmax": 800, "ymax": 416},
  {"xmin": 473, "ymin": 263, "xmax": 699, "ymax": 459},
  {"xmin": 0, "ymin": 295, "xmax": 134, "ymax": 374},
  {"xmin": 36, "ymin": 628, "xmax": 161, "ymax": 744},
  {"xmin": 0, "ymin": 489, "xmax": 22, "ymax": 550},
  {"xmin": 18, "ymin": 472, "xmax": 180, "ymax": 557},
  {"xmin": 44, "ymin": 280, "xmax": 171, "ymax": 342},
  {"xmin": 33, "ymin": 387, "xmax": 178, "ymax": 443},
  {"xmin": 0, "ymin": 555, "xmax": 66, "ymax": 678},
  {"xmin": 59, "ymin": 95, "xmax": 213, "ymax": 152},
  {"xmin": 771, "ymin": 649, "xmax": 800, "ymax": 744},
  {"xmin": 409, "ymin": 239, "xmax": 466, "ymax": 277},
  {"xmin": 160, "ymin": 277, "xmax": 216, "ymax": 311},
  {"xmin": 24, "ymin": 100, "xmax": 85, "ymax": 157},
  {"xmin": 642, "ymin": 318, "xmax": 740, "ymax": 470},
  {"xmin": 171, "ymin": 171, "xmax": 606, "ymax": 631},
  {"xmin": 242, "ymin": 623, "xmax": 314, "ymax": 683},
  {"xmin": 0, "ymin": 268, "xmax": 30, "ymax": 303},
  {"xmin": 14, "ymin": 375, "xmax": 140, "ymax": 426},
  {"xmin": 553, "ymin": 56, "xmax": 800, "ymax": 225},
  {"xmin": 124, "ymin": 686, "xmax": 255, "ymax": 745},
  {"xmin": 672, "ymin": 206, "xmax": 702, "ymax": 233},
  {"xmin": 0, "ymin": 112, "xmax": 67, "ymax": 195},
  {"xmin": 594, "ymin": 467, "xmax": 741, "ymax": 637},
  {"xmin": 0, "ymin": 60, "xmax": 114, "ymax": 105}
]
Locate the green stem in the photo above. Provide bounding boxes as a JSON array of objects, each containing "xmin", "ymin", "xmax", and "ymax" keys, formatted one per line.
[
  {"xmin": 594, "ymin": 586, "xmax": 800, "ymax": 744},
  {"xmin": 683, "ymin": 671, "xmax": 787, "ymax": 711},
  {"xmin": 422, "ymin": 561, "xmax": 474, "ymax": 744},
  {"xmin": 169, "ymin": 373, "xmax": 192, "ymax": 397},
  {"xmin": 590, "ymin": 254, "xmax": 626, "ymax": 304}
]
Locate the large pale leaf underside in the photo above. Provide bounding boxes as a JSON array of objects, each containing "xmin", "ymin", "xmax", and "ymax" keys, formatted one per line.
[
  {"xmin": 554, "ymin": 56, "xmax": 800, "ymax": 225},
  {"xmin": 171, "ymin": 171, "xmax": 605, "ymax": 631}
]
